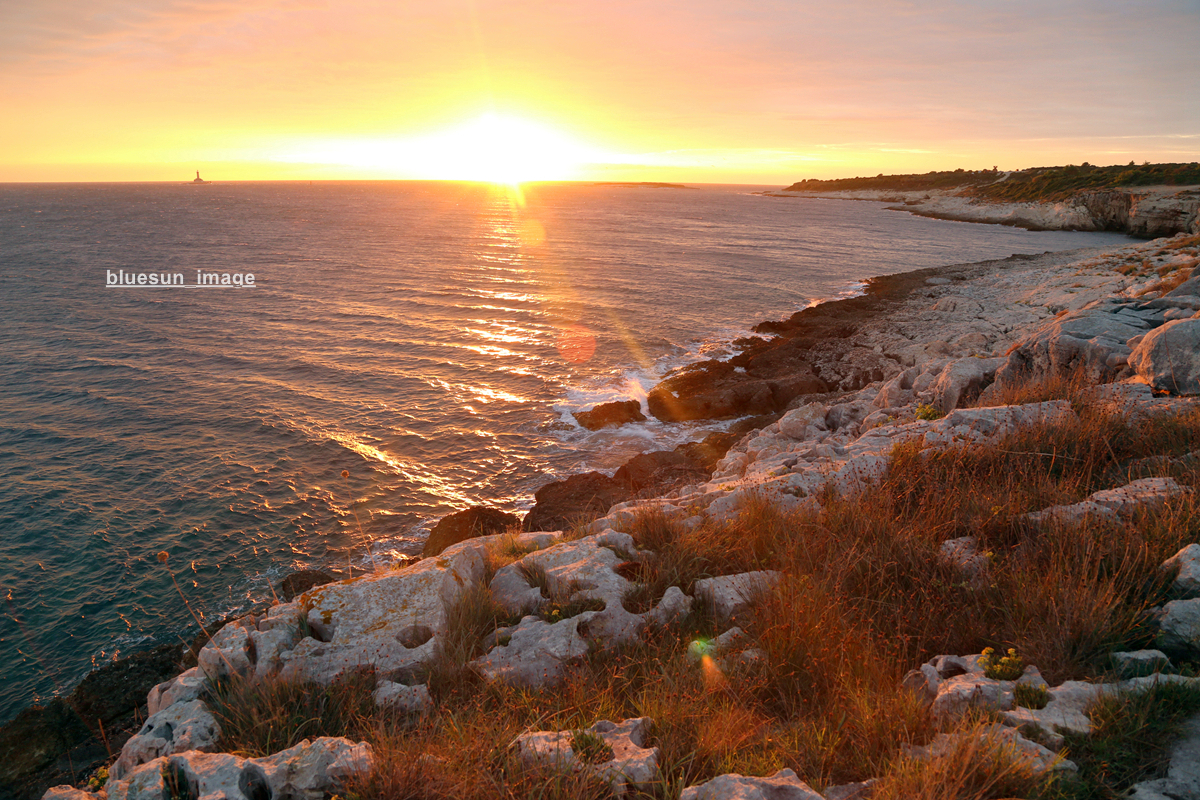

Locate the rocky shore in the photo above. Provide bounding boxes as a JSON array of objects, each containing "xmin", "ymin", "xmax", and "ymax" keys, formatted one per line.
[
  {"xmin": 774, "ymin": 184, "xmax": 1200, "ymax": 239},
  {"xmin": 15, "ymin": 229, "xmax": 1200, "ymax": 800}
]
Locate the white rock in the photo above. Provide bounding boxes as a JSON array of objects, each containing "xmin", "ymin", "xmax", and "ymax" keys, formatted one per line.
[
  {"xmin": 1164, "ymin": 544, "xmax": 1200, "ymax": 597},
  {"xmin": 928, "ymin": 357, "xmax": 1005, "ymax": 412},
  {"xmin": 40, "ymin": 788, "xmax": 96, "ymax": 800},
  {"xmin": 198, "ymin": 617, "xmax": 255, "ymax": 682},
  {"xmin": 931, "ymin": 674, "xmax": 1013, "ymax": 721},
  {"xmin": 938, "ymin": 536, "xmax": 988, "ymax": 579},
  {"xmin": 911, "ymin": 723, "xmax": 1076, "ymax": 774},
  {"xmin": 282, "ymin": 537, "xmax": 488, "ymax": 685},
  {"xmin": 1130, "ymin": 319, "xmax": 1200, "ymax": 395},
  {"xmin": 1089, "ymin": 477, "xmax": 1190, "ymax": 516},
  {"xmin": 1128, "ymin": 713, "xmax": 1200, "ymax": 800},
  {"xmin": 473, "ymin": 615, "xmax": 591, "ymax": 687},
  {"xmin": 1157, "ymin": 598, "xmax": 1200, "ymax": 657},
  {"xmin": 778, "ymin": 403, "xmax": 828, "ymax": 441},
  {"xmin": 693, "ymin": 571, "xmax": 782, "ymax": 623},
  {"xmin": 110, "ymin": 699, "xmax": 221, "ymax": 779},
  {"xmin": 373, "ymin": 680, "xmax": 432, "ymax": 712},
  {"xmin": 514, "ymin": 717, "xmax": 660, "ymax": 795},
  {"xmin": 680, "ymin": 768, "xmax": 823, "ymax": 800},
  {"xmin": 146, "ymin": 667, "xmax": 206, "ymax": 716}
]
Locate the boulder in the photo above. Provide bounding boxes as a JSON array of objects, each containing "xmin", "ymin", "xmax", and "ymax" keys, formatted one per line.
[
  {"xmin": 777, "ymin": 402, "xmax": 828, "ymax": 441},
  {"xmin": 1164, "ymin": 544, "xmax": 1200, "ymax": 597},
  {"xmin": 1111, "ymin": 650, "xmax": 1172, "ymax": 679},
  {"xmin": 110, "ymin": 699, "xmax": 221, "ymax": 779},
  {"xmin": 693, "ymin": 571, "xmax": 782, "ymax": 623},
  {"xmin": 928, "ymin": 357, "xmax": 1005, "ymax": 412},
  {"xmin": 373, "ymin": 681, "xmax": 432, "ymax": 713},
  {"xmin": 146, "ymin": 667, "xmax": 206, "ymax": 716},
  {"xmin": 1156, "ymin": 598, "xmax": 1200, "ymax": 658},
  {"xmin": 680, "ymin": 768, "xmax": 824, "ymax": 800},
  {"xmin": 472, "ymin": 616, "xmax": 591, "ymax": 688},
  {"xmin": 938, "ymin": 536, "xmax": 988, "ymax": 580},
  {"xmin": 908, "ymin": 723, "xmax": 1076, "ymax": 775},
  {"xmin": 523, "ymin": 472, "xmax": 632, "ymax": 532},
  {"xmin": 647, "ymin": 360, "xmax": 827, "ymax": 422},
  {"xmin": 423, "ymin": 506, "xmax": 520, "ymax": 557},
  {"xmin": 514, "ymin": 717, "xmax": 659, "ymax": 795},
  {"xmin": 614, "ymin": 450, "xmax": 710, "ymax": 494},
  {"xmin": 40, "ymin": 789, "xmax": 94, "ymax": 800},
  {"xmin": 278, "ymin": 569, "xmax": 335, "ymax": 602},
  {"xmin": 1130, "ymin": 319, "xmax": 1200, "ymax": 395},
  {"xmin": 573, "ymin": 400, "xmax": 647, "ymax": 430}
]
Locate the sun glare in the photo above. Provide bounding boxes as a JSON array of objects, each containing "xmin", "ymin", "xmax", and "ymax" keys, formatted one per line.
[{"xmin": 277, "ymin": 113, "xmax": 610, "ymax": 184}]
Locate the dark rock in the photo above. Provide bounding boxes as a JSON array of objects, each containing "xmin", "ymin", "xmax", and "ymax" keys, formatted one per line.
[
  {"xmin": 278, "ymin": 569, "xmax": 336, "ymax": 602},
  {"xmin": 614, "ymin": 450, "xmax": 709, "ymax": 494},
  {"xmin": 677, "ymin": 431, "xmax": 740, "ymax": 473},
  {"xmin": 572, "ymin": 400, "xmax": 646, "ymax": 430},
  {"xmin": 0, "ymin": 699, "xmax": 91, "ymax": 798},
  {"xmin": 70, "ymin": 643, "xmax": 183, "ymax": 728},
  {"xmin": 423, "ymin": 506, "xmax": 520, "ymax": 557},
  {"xmin": 646, "ymin": 360, "xmax": 826, "ymax": 422},
  {"xmin": 523, "ymin": 472, "xmax": 632, "ymax": 532}
]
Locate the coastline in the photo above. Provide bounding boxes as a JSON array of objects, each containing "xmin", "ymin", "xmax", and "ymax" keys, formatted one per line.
[
  {"xmin": 767, "ymin": 185, "xmax": 1200, "ymax": 239},
  {"xmin": 10, "ymin": 228, "xmax": 1200, "ymax": 799}
]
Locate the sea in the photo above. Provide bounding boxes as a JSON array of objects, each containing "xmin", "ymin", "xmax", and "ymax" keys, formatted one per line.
[{"xmin": 0, "ymin": 180, "xmax": 1135, "ymax": 723}]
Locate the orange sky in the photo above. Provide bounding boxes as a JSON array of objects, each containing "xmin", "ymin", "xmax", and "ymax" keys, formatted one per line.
[{"xmin": 1, "ymin": 0, "xmax": 1197, "ymax": 184}]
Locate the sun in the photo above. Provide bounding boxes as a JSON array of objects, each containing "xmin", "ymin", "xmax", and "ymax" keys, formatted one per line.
[{"xmin": 276, "ymin": 113, "xmax": 610, "ymax": 184}]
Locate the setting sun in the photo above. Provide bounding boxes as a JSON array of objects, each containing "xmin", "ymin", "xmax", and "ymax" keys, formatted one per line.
[{"xmin": 275, "ymin": 113, "xmax": 614, "ymax": 184}]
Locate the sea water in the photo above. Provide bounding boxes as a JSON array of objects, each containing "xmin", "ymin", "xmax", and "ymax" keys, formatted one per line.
[{"xmin": 0, "ymin": 181, "xmax": 1133, "ymax": 722}]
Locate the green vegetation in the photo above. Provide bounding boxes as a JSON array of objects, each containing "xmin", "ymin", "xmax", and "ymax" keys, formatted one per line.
[
  {"xmin": 1057, "ymin": 682, "xmax": 1200, "ymax": 799},
  {"xmin": 1013, "ymin": 683, "xmax": 1050, "ymax": 711},
  {"xmin": 979, "ymin": 648, "xmax": 1024, "ymax": 681},
  {"xmin": 915, "ymin": 403, "xmax": 944, "ymax": 421},
  {"xmin": 570, "ymin": 730, "xmax": 615, "ymax": 764},
  {"xmin": 786, "ymin": 162, "xmax": 1200, "ymax": 203}
]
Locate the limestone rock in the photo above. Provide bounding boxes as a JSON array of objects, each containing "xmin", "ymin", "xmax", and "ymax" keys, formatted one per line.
[
  {"xmin": 778, "ymin": 402, "xmax": 828, "ymax": 441},
  {"xmin": 1128, "ymin": 713, "xmax": 1200, "ymax": 800},
  {"xmin": 1164, "ymin": 544, "xmax": 1200, "ymax": 597},
  {"xmin": 40, "ymin": 789, "xmax": 96, "ymax": 800},
  {"xmin": 1089, "ymin": 477, "xmax": 1190, "ymax": 516},
  {"xmin": 823, "ymin": 780, "xmax": 876, "ymax": 800},
  {"xmin": 373, "ymin": 681, "xmax": 432, "ymax": 713},
  {"xmin": 1130, "ymin": 319, "xmax": 1200, "ymax": 395},
  {"xmin": 573, "ymin": 400, "xmax": 647, "ymax": 430},
  {"xmin": 197, "ymin": 617, "xmax": 255, "ymax": 682},
  {"xmin": 423, "ymin": 505, "xmax": 519, "ymax": 557},
  {"xmin": 680, "ymin": 768, "xmax": 823, "ymax": 800},
  {"xmin": 938, "ymin": 536, "xmax": 988, "ymax": 580},
  {"xmin": 473, "ymin": 615, "xmax": 591, "ymax": 688},
  {"xmin": 107, "ymin": 737, "xmax": 373, "ymax": 800},
  {"xmin": 146, "ymin": 667, "xmax": 206, "ymax": 717},
  {"xmin": 110, "ymin": 699, "xmax": 221, "ymax": 779},
  {"xmin": 910, "ymin": 723, "xmax": 1076, "ymax": 775},
  {"xmin": 282, "ymin": 537, "xmax": 487, "ymax": 685},
  {"xmin": 1157, "ymin": 598, "xmax": 1200, "ymax": 658},
  {"xmin": 693, "ymin": 571, "xmax": 782, "ymax": 623},
  {"xmin": 928, "ymin": 357, "xmax": 1005, "ymax": 412},
  {"xmin": 1111, "ymin": 650, "xmax": 1172, "ymax": 679},
  {"xmin": 514, "ymin": 717, "xmax": 659, "ymax": 795}
]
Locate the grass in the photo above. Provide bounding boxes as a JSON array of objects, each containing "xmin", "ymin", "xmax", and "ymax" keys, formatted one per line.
[
  {"xmin": 202, "ymin": 394, "xmax": 1200, "ymax": 799},
  {"xmin": 1055, "ymin": 682, "xmax": 1200, "ymax": 799}
]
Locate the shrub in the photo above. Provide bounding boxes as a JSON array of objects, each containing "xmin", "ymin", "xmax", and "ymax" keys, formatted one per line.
[
  {"xmin": 914, "ymin": 403, "xmax": 944, "ymax": 421},
  {"xmin": 979, "ymin": 648, "xmax": 1024, "ymax": 681},
  {"xmin": 1013, "ymin": 683, "xmax": 1050, "ymax": 710},
  {"xmin": 569, "ymin": 730, "xmax": 614, "ymax": 764}
]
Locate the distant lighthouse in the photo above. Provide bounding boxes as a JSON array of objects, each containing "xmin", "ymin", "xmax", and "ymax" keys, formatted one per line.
[{"xmin": 191, "ymin": 170, "xmax": 210, "ymax": 185}]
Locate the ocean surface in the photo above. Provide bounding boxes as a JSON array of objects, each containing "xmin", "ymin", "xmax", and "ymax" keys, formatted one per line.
[{"xmin": 0, "ymin": 181, "xmax": 1134, "ymax": 723}]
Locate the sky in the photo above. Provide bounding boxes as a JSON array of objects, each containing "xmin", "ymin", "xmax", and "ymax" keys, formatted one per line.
[{"xmin": 1, "ymin": 0, "xmax": 1197, "ymax": 184}]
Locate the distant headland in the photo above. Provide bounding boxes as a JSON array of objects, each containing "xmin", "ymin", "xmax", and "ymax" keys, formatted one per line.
[
  {"xmin": 592, "ymin": 181, "xmax": 689, "ymax": 189},
  {"xmin": 772, "ymin": 161, "xmax": 1200, "ymax": 238}
]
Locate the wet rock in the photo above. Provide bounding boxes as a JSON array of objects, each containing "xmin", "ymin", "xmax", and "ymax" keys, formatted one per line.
[
  {"xmin": 70, "ymin": 643, "xmax": 184, "ymax": 729},
  {"xmin": 0, "ymin": 699, "xmax": 91, "ymax": 797},
  {"xmin": 680, "ymin": 768, "xmax": 824, "ymax": 800},
  {"xmin": 614, "ymin": 450, "xmax": 710, "ymax": 494},
  {"xmin": 573, "ymin": 400, "xmax": 647, "ymax": 430},
  {"xmin": 423, "ymin": 506, "xmax": 520, "ymax": 557},
  {"xmin": 514, "ymin": 717, "xmax": 659, "ymax": 795},
  {"xmin": 647, "ymin": 360, "xmax": 827, "ymax": 422},
  {"xmin": 523, "ymin": 472, "xmax": 632, "ymax": 532},
  {"xmin": 278, "ymin": 569, "xmax": 335, "ymax": 602},
  {"xmin": 110, "ymin": 699, "xmax": 221, "ymax": 779}
]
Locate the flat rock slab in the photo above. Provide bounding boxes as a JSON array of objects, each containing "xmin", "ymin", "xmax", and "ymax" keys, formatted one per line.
[
  {"xmin": 693, "ymin": 571, "xmax": 782, "ymax": 623},
  {"xmin": 910, "ymin": 723, "xmax": 1076, "ymax": 775},
  {"xmin": 1129, "ymin": 713, "xmax": 1200, "ymax": 800},
  {"xmin": 680, "ymin": 768, "xmax": 823, "ymax": 800}
]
